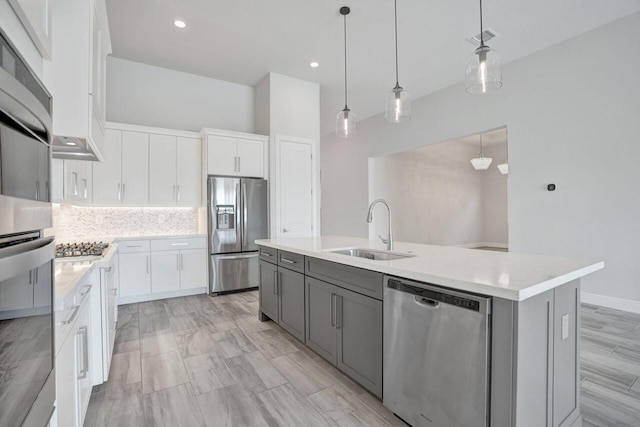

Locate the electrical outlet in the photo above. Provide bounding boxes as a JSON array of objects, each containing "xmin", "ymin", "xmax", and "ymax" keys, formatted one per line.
[{"xmin": 562, "ymin": 314, "xmax": 570, "ymax": 340}]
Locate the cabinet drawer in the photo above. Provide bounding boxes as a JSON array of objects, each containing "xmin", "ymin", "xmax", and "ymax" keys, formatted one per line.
[
  {"xmin": 259, "ymin": 246, "xmax": 277, "ymax": 264},
  {"xmin": 118, "ymin": 240, "xmax": 150, "ymax": 253},
  {"xmin": 278, "ymin": 251, "xmax": 304, "ymax": 274},
  {"xmin": 306, "ymin": 257, "xmax": 384, "ymax": 300},
  {"xmin": 151, "ymin": 237, "xmax": 206, "ymax": 252}
]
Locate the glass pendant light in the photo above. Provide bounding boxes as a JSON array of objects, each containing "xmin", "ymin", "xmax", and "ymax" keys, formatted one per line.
[
  {"xmin": 497, "ymin": 140, "xmax": 508, "ymax": 174},
  {"xmin": 470, "ymin": 133, "xmax": 493, "ymax": 170},
  {"xmin": 336, "ymin": 6, "xmax": 356, "ymax": 138},
  {"xmin": 465, "ymin": 0, "xmax": 502, "ymax": 94},
  {"xmin": 384, "ymin": 0, "xmax": 411, "ymax": 123}
]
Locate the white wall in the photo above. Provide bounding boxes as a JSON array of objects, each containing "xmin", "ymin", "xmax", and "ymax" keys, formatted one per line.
[
  {"xmin": 368, "ymin": 141, "xmax": 507, "ymax": 247},
  {"xmin": 321, "ymin": 12, "xmax": 640, "ymax": 311},
  {"xmin": 0, "ymin": 0, "xmax": 43, "ymax": 79},
  {"xmin": 106, "ymin": 57, "xmax": 254, "ymax": 133}
]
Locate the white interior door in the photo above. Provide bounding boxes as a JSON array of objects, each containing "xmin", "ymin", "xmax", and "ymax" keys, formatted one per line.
[
  {"xmin": 121, "ymin": 131, "xmax": 149, "ymax": 204},
  {"xmin": 278, "ymin": 138, "xmax": 314, "ymax": 238},
  {"xmin": 149, "ymin": 134, "xmax": 177, "ymax": 205},
  {"xmin": 176, "ymin": 137, "xmax": 201, "ymax": 206}
]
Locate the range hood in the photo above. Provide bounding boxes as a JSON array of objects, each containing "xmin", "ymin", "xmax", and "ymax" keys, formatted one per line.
[{"xmin": 52, "ymin": 136, "xmax": 103, "ymax": 161}]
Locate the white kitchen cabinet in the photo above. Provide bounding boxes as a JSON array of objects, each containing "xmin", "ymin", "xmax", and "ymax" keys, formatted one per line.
[
  {"xmin": 8, "ymin": 0, "xmax": 52, "ymax": 58},
  {"xmin": 76, "ymin": 286, "xmax": 93, "ymax": 424},
  {"xmin": 180, "ymin": 248, "xmax": 208, "ymax": 290},
  {"xmin": 56, "ymin": 323, "xmax": 79, "ymax": 427},
  {"xmin": 151, "ymin": 251, "xmax": 181, "ymax": 293},
  {"xmin": 121, "ymin": 131, "xmax": 149, "ymax": 204},
  {"xmin": 63, "ymin": 160, "xmax": 93, "ymax": 203},
  {"xmin": 119, "ymin": 252, "xmax": 151, "ymax": 298},
  {"xmin": 33, "ymin": 264, "xmax": 52, "ymax": 308},
  {"xmin": 45, "ymin": 0, "xmax": 111, "ymax": 160},
  {"xmin": 149, "ymin": 134, "xmax": 201, "ymax": 206},
  {"xmin": 204, "ymin": 129, "xmax": 267, "ymax": 178},
  {"xmin": 93, "ymin": 129, "xmax": 149, "ymax": 205}
]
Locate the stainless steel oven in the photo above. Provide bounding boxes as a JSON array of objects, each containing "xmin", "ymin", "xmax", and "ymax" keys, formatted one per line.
[
  {"xmin": 0, "ymin": 24, "xmax": 54, "ymax": 427},
  {"xmin": 0, "ymin": 233, "xmax": 56, "ymax": 427},
  {"xmin": 0, "ymin": 26, "xmax": 53, "ymax": 236}
]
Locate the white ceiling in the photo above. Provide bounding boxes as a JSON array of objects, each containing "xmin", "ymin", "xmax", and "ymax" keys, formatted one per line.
[{"xmin": 106, "ymin": 0, "xmax": 640, "ymax": 135}]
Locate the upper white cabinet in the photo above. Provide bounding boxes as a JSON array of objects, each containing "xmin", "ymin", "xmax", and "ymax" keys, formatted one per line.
[
  {"xmin": 45, "ymin": 0, "xmax": 111, "ymax": 159},
  {"xmin": 93, "ymin": 129, "xmax": 149, "ymax": 205},
  {"xmin": 203, "ymin": 129, "xmax": 267, "ymax": 178},
  {"xmin": 8, "ymin": 0, "xmax": 52, "ymax": 58},
  {"xmin": 150, "ymin": 134, "xmax": 202, "ymax": 206}
]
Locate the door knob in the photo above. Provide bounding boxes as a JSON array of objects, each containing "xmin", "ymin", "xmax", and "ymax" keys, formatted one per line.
[{"xmin": 282, "ymin": 228, "xmax": 289, "ymax": 233}]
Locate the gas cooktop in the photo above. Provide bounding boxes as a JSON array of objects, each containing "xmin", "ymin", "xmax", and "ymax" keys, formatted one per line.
[{"xmin": 55, "ymin": 241, "xmax": 109, "ymax": 258}]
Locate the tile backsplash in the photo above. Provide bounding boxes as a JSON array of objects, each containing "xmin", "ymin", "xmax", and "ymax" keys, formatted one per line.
[{"xmin": 47, "ymin": 204, "xmax": 206, "ymax": 242}]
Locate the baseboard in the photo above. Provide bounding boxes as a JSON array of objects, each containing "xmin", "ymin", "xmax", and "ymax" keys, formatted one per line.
[
  {"xmin": 118, "ymin": 287, "xmax": 207, "ymax": 305},
  {"xmin": 581, "ymin": 291, "xmax": 640, "ymax": 314}
]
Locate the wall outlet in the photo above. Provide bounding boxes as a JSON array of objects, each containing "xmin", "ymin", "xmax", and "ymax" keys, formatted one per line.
[{"xmin": 561, "ymin": 314, "xmax": 570, "ymax": 340}]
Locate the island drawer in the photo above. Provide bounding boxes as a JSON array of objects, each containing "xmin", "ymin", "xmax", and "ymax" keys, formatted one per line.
[
  {"xmin": 259, "ymin": 246, "xmax": 277, "ymax": 264},
  {"xmin": 118, "ymin": 240, "xmax": 151, "ymax": 253},
  {"xmin": 150, "ymin": 237, "xmax": 206, "ymax": 252},
  {"xmin": 278, "ymin": 250, "xmax": 304, "ymax": 273},
  {"xmin": 306, "ymin": 257, "xmax": 384, "ymax": 300}
]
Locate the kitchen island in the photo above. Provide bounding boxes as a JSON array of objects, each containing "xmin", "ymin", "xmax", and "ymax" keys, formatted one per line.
[{"xmin": 256, "ymin": 236, "xmax": 604, "ymax": 427}]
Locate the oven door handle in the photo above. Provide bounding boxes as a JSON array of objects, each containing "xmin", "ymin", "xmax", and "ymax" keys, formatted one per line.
[{"xmin": 0, "ymin": 237, "xmax": 55, "ymax": 282}]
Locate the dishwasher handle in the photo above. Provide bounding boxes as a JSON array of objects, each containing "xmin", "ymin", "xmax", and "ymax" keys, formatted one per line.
[{"xmin": 414, "ymin": 296, "xmax": 440, "ymax": 309}]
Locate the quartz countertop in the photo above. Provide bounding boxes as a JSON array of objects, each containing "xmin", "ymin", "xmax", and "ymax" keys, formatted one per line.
[{"xmin": 255, "ymin": 236, "xmax": 604, "ymax": 301}]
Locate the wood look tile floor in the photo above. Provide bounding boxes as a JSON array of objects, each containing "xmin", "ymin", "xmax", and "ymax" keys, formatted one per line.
[{"xmin": 85, "ymin": 292, "xmax": 640, "ymax": 427}]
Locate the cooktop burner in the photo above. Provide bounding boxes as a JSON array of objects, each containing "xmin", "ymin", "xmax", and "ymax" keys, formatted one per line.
[{"xmin": 55, "ymin": 241, "xmax": 109, "ymax": 258}]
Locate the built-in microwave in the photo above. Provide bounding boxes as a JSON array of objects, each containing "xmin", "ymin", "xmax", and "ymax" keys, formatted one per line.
[{"xmin": 0, "ymin": 26, "xmax": 52, "ymax": 236}]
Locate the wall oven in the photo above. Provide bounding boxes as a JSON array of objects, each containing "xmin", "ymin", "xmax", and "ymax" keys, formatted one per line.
[{"xmin": 0, "ymin": 24, "xmax": 54, "ymax": 427}]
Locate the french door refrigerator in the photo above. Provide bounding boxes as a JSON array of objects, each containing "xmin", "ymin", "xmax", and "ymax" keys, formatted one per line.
[{"xmin": 208, "ymin": 176, "xmax": 268, "ymax": 293}]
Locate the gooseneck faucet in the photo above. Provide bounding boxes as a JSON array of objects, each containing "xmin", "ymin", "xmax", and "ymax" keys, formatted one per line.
[{"xmin": 366, "ymin": 199, "xmax": 394, "ymax": 251}]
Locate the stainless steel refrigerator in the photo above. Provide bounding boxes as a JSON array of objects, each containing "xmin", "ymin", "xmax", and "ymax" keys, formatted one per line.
[{"xmin": 208, "ymin": 176, "xmax": 268, "ymax": 293}]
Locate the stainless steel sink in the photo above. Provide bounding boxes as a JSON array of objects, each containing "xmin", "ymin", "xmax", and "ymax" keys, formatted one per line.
[{"xmin": 328, "ymin": 248, "xmax": 417, "ymax": 261}]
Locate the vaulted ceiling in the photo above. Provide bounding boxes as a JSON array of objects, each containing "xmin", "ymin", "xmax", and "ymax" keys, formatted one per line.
[{"xmin": 106, "ymin": 0, "xmax": 640, "ymax": 134}]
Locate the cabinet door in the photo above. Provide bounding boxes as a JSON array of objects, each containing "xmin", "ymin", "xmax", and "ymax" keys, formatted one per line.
[
  {"xmin": 305, "ymin": 277, "xmax": 337, "ymax": 364},
  {"xmin": 56, "ymin": 325, "xmax": 79, "ymax": 427},
  {"xmin": 119, "ymin": 253, "xmax": 151, "ymax": 297},
  {"xmin": 278, "ymin": 268, "xmax": 305, "ymax": 342},
  {"xmin": 33, "ymin": 264, "xmax": 52, "ymax": 308},
  {"xmin": 237, "ymin": 138, "xmax": 264, "ymax": 178},
  {"xmin": 149, "ymin": 134, "xmax": 177, "ymax": 205},
  {"xmin": 121, "ymin": 131, "xmax": 149, "ymax": 204},
  {"xmin": 180, "ymin": 249, "xmax": 207, "ymax": 290},
  {"xmin": 151, "ymin": 251, "xmax": 181, "ymax": 293},
  {"xmin": 207, "ymin": 135, "xmax": 237, "ymax": 176},
  {"xmin": 93, "ymin": 129, "xmax": 122, "ymax": 204},
  {"xmin": 259, "ymin": 260, "xmax": 278, "ymax": 321},
  {"xmin": 76, "ymin": 301, "xmax": 92, "ymax": 424},
  {"xmin": 335, "ymin": 287, "xmax": 383, "ymax": 397},
  {"xmin": 176, "ymin": 137, "xmax": 201, "ymax": 206},
  {"xmin": 0, "ymin": 271, "xmax": 33, "ymax": 310},
  {"xmin": 77, "ymin": 161, "xmax": 92, "ymax": 201},
  {"xmin": 64, "ymin": 160, "xmax": 79, "ymax": 200}
]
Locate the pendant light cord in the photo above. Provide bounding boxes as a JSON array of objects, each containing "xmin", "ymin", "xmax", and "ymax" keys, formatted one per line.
[
  {"xmin": 479, "ymin": 0, "xmax": 484, "ymax": 46},
  {"xmin": 394, "ymin": 0, "xmax": 399, "ymax": 86},
  {"xmin": 480, "ymin": 134, "xmax": 484, "ymax": 156},
  {"xmin": 343, "ymin": 13, "xmax": 348, "ymax": 109}
]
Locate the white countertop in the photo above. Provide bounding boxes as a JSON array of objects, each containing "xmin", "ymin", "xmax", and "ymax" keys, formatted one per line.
[{"xmin": 255, "ymin": 236, "xmax": 604, "ymax": 301}]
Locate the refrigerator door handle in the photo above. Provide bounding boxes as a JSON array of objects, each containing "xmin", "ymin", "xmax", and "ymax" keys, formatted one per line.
[
  {"xmin": 236, "ymin": 182, "xmax": 242, "ymax": 248},
  {"xmin": 243, "ymin": 182, "xmax": 248, "ymax": 247}
]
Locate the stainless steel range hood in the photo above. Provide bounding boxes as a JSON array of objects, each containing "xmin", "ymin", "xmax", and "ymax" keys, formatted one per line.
[{"xmin": 52, "ymin": 136, "xmax": 103, "ymax": 161}]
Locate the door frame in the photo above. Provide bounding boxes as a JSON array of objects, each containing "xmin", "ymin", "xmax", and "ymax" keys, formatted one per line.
[{"xmin": 273, "ymin": 134, "xmax": 320, "ymax": 238}]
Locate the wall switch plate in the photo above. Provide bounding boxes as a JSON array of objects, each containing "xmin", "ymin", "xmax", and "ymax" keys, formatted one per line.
[{"xmin": 562, "ymin": 314, "xmax": 570, "ymax": 340}]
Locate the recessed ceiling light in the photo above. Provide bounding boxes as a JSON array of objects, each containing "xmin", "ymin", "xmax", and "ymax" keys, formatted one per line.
[
  {"xmin": 309, "ymin": 61, "xmax": 319, "ymax": 68},
  {"xmin": 174, "ymin": 20, "xmax": 186, "ymax": 28}
]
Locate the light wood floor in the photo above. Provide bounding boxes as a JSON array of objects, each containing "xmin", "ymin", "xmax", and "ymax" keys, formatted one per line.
[{"xmin": 85, "ymin": 291, "xmax": 640, "ymax": 426}]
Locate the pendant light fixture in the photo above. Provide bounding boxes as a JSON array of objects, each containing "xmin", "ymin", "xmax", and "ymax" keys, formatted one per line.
[
  {"xmin": 336, "ymin": 6, "xmax": 356, "ymax": 138},
  {"xmin": 384, "ymin": 0, "xmax": 411, "ymax": 123},
  {"xmin": 465, "ymin": 0, "xmax": 502, "ymax": 94},
  {"xmin": 470, "ymin": 133, "xmax": 493, "ymax": 170},
  {"xmin": 497, "ymin": 141, "xmax": 508, "ymax": 174}
]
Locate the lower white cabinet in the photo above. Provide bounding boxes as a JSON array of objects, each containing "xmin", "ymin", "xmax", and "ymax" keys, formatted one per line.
[
  {"xmin": 76, "ymin": 287, "xmax": 93, "ymax": 423},
  {"xmin": 119, "ymin": 237, "xmax": 208, "ymax": 303},
  {"xmin": 119, "ymin": 252, "xmax": 151, "ymax": 298},
  {"xmin": 56, "ymin": 321, "xmax": 78, "ymax": 427}
]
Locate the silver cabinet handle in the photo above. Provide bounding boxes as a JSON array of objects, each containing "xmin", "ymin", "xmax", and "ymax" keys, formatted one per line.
[
  {"xmin": 273, "ymin": 270, "xmax": 277, "ymax": 295},
  {"xmin": 177, "ymin": 184, "xmax": 181, "ymax": 202},
  {"xmin": 330, "ymin": 294, "xmax": 336, "ymax": 327},
  {"xmin": 82, "ymin": 179, "xmax": 88, "ymax": 198},
  {"xmin": 171, "ymin": 243, "xmax": 188, "ymax": 246},
  {"xmin": 61, "ymin": 305, "xmax": 80, "ymax": 325},
  {"xmin": 261, "ymin": 250, "xmax": 272, "ymax": 257},
  {"xmin": 36, "ymin": 180, "xmax": 40, "ymax": 200},
  {"xmin": 237, "ymin": 156, "xmax": 241, "ymax": 172},
  {"xmin": 118, "ymin": 183, "xmax": 122, "ymax": 201},
  {"xmin": 79, "ymin": 284, "xmax": 92, "ymax": 298},
  {"xmin": 146, "ymin": 255, "xmax": 150, "ymax": 274},
  {"xmin": 126, "ymin": 244, "xmax": 143, "ymax": 248},
  {"xmin": 282, "ymin": 228, "xmax": 289, "ymax": 233},
  {"xmin": 77, "ymin": 326, "xmax": 89, "ymax": 379},
  {"xmin": 336, "ymin": 295, "xmax": 342, "ymax": 329},
  {"xmin": 280, "ymin": 258, "xmax": 296, "ymax": 264},
  {"xmin": 72, "ymin": 172, "xmax": 79, "ymax": 196},
  {"xmin": 122, "ymin": 183, "xmax": 126, "ymax": 201}
]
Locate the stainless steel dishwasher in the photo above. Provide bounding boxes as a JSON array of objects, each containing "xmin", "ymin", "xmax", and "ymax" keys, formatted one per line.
[{"xmin": 383, "ymin": 276, "xmax": 491, "ymax": 427}]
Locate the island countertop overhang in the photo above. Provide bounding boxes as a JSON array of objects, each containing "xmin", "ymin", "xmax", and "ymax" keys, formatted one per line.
[{"xmin": 255, "ymin": 235, "xmax": 604, "ymax": 301}]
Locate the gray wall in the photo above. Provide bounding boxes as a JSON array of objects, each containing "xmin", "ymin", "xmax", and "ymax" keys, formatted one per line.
[
  {"xmin": 106, "ymin": 56, "xmax": 255, "ymax": 133},
  {"xmin": 368, "ymin": 141, "xmax": 507, "ymax": 246},
  {"xmin": 321, "ymin": 12, "xmax": 640, "ymax": 309}
]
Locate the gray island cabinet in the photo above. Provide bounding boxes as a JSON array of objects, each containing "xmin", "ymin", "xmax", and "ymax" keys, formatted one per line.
[{"xmin": 256, "ymin": 236, "xmax": 604, "ymax": 427}]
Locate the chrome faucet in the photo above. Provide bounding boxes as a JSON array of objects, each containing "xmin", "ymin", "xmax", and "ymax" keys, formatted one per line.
[{"xmin": 366, "ymin": 199, "xmax": 394, "ymax": 251}]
